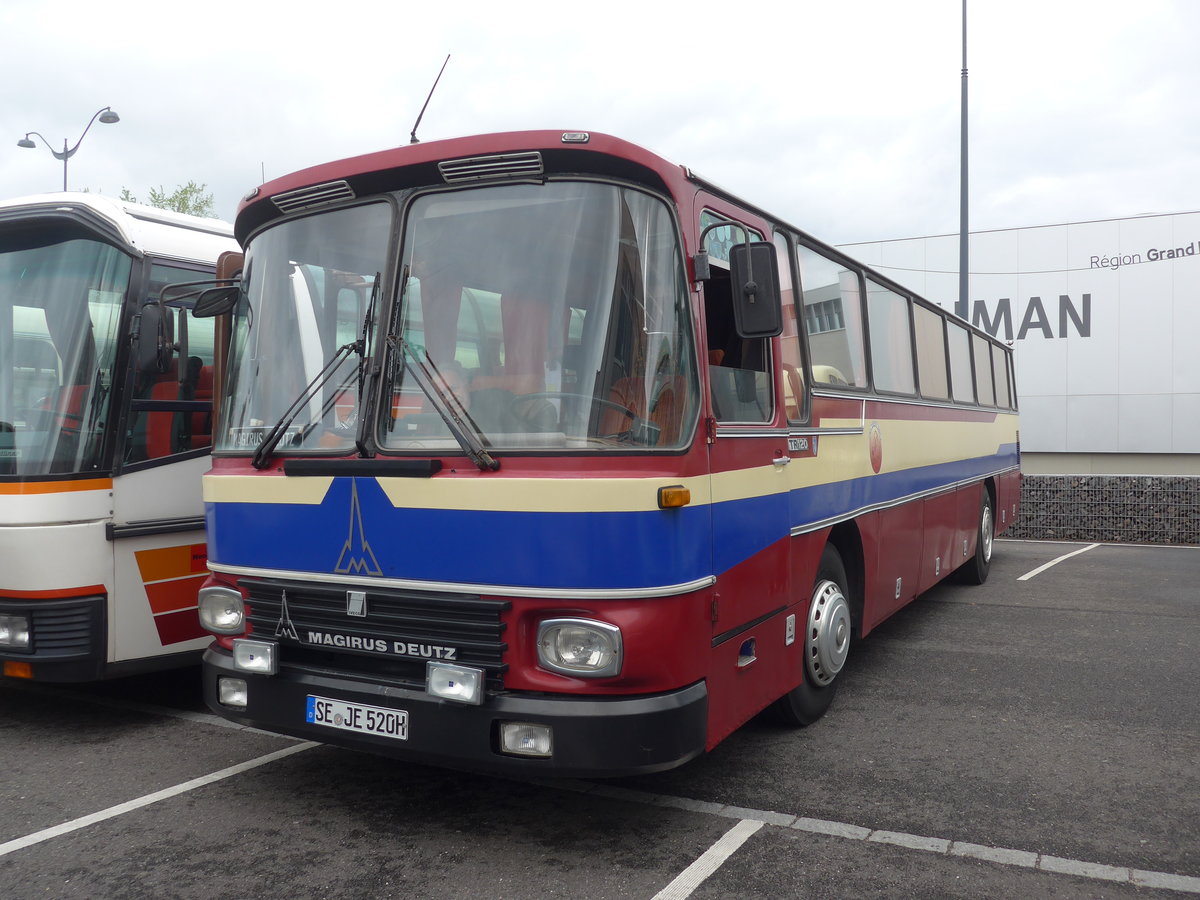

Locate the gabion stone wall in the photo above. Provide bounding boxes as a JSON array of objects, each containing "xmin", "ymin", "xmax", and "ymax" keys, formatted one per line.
[{"xmin": 1006, "ymin": 475, "xmax": 1200, "ymax": 545}]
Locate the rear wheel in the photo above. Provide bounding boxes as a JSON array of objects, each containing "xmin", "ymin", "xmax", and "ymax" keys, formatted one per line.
[
  {"xmin": 772, "ymin": 544, "xmax": 851, "ymax": 726},
  {"xmin": 957, "ymin": 488, "xmax": 994, "ymax": 585}
]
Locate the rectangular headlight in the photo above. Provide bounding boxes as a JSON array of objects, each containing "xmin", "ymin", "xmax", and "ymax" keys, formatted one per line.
[
  {"xmin": 499, "ymin": 722, "xmax": 553, "ymax": 757},
  {"xmin": 218, "ymin": 677, "xmax": 248, "ymax": 708},
  {"xmin": 232, "ymin": 639, "xmax": 277, "ymax": 675},
  {"xmin": 0, "ymin": 614, "xmax": 31, "ymax": 650},
  {"xmin": 427, "ymin": 661, "xmax": 484, "ymax": 705},
  {"xmin": 537, "ymin": 618, "xmax": 622, "ymax": 678}
]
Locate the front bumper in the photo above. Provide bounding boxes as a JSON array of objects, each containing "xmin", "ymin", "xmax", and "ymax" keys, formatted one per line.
[
  {"xmin": 202, "ymin": 646, "xmax": 708, "ymax": 777},
  {"xmin": 0, "ymin": 596, "xmax": 105, "ymax": 682}
]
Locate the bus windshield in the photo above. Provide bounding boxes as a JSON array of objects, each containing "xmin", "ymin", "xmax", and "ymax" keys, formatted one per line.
[
  {"xmin": 0, "ymin": 233, "xmax": 130, "ymax": 476},
  {"xmin": 384, "ymin": 181, "xmax": 697, "ymax": 451},
  {"xmin": 220, "ymin": 181, "xmax": 698, "ymax": 456}
]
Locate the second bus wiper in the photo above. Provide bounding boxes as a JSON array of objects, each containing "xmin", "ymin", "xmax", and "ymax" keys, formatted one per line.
[{"xmin": 389, "ymin": 337, "xmax": 499, "ymax": 472}]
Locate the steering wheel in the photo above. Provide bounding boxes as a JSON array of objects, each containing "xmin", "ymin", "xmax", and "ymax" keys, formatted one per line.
[{"xmin": 514, "ymin": 392, "xmax": 657, "ymax": 445}]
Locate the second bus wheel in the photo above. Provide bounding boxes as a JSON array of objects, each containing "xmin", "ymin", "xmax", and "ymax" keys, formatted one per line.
[
  {"xmin": 955, "ymin": 487, "xmax": 994, "ymax": 586},
  {"xmin": 772, "ymin": 544, "xmax": 851, "ymax": 726}
]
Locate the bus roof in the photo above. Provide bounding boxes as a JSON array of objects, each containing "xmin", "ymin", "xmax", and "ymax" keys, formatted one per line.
[
  {"xmin": 0, "ymin": 192, "xmax": 235, "ymax": 266},
  {"xmin": 236, "ymin": 130, "xmax": 691, "ymax": 242}
]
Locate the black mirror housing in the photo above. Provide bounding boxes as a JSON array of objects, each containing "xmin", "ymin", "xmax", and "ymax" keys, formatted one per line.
[
  {"xmin": 729, "ymin": 242, "xmax": 783, "ymax": 338},
  {"xmin": 192, "ymin": 285, "xmax": 239, "ymax": 318}
]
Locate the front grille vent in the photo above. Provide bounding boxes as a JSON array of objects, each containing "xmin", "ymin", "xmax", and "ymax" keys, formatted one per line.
[
  {"xmin": 0, "ymin": 596, "xmax": 102, "ymax": 658},
  {"xmin": 241, "ymin": 577, "xmax": 509, "ymax": 689},
  {"xmin": 272, "ymin": 180, "xmax": 356, "ymax": 213},
  {"xmin": 438, "ymin": 152, "xmax": 544, "ymax": 183}
]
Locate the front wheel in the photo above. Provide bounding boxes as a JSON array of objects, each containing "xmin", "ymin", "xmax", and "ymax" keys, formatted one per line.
[
  {"xmin": 772, "ymin": 544, "xmax": 852, "ymax": 727},
  {"xmin": 956, "ymin": 488, "xmax": 994, "ymax": 585}
]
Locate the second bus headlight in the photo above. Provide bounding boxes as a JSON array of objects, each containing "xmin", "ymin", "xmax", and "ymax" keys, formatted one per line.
[
  {"xmin": 536, "ymin": 618, "xmax": 622, "ymax": 678},
  {"xmin": 198, "ymin": 586, "xmax": 245, "ymax": 635}
]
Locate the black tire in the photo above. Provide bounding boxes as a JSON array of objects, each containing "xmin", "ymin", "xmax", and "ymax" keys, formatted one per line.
[
  {"xmin": 772, "ymin": 544, "xmax": 851, "ymax": 727},
  {"xmin": 956, "ymin": 488, "xmax": 994, "ymax": 585}
]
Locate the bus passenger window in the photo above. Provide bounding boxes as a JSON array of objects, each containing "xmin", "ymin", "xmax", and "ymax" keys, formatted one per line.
[
  {"xmin": 972, "ymin": 333, "xmax": 996, "ymax": 406},
  {"xmin": 775, "ymin": 232, "xmax": 806, "ymax": 423},
  {"xmin": 796, "ymin": 244, "xmax": 867, "ymax": 389},
  {"xmin": 865, "ymin": 279, "xmax": 915, "ymax": 395}
]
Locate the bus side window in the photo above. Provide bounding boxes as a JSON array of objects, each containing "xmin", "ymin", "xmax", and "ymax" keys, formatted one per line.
[
  {"xmin": 130, "ymin": 304, "xmax": 218, "ymax": 461},
  {"xmin": 774, "ymin": 232, "xmax": 806, "ymax": 423},
  {"xmin": 796, "ymin": 243, "xmax": 868, "ymax": 389}
]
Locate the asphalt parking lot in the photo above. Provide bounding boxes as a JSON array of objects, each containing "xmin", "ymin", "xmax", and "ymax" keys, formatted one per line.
[{"xmin": 1, "ymin": 539, "xmax": 1197, "ymax": 899}]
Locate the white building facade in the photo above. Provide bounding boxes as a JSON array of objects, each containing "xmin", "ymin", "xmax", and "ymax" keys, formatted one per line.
[{"xmin": 842, "ymin": 210, "xmax": 1200, "ymax": 479}]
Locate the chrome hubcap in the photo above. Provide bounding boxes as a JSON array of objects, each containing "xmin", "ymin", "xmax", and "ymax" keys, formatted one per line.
[
  {"xmin": 981, "ymin": 503, "xmax": 994, "ymax": 564},
  {"xmin": 806, "ymin": 579, "xmax": 851, "ymax": 686}
]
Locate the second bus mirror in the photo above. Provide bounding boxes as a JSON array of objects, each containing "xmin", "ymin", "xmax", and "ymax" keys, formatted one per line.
[
  {"xmin": 729, "ymin": 242, "xmax": 783, "ymax": 338},
  {"xmin": 192, "ymin": 286, "xmax": 240, "ymax": 318}
]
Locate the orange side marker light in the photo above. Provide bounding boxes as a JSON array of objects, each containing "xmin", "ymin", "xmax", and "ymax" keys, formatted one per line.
[{"xmin": 658, "ymin": 485, "xmax": 691, "ymax": 509}]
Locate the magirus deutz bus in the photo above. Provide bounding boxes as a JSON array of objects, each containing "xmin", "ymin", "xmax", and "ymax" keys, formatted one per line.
[
  {"xmin": 0, "ymin": 193, "xmax": 238, "ymax": 681},
  {"xmin": 197, "ymin": 131, "xmax": 1020, "ymax": 776}
]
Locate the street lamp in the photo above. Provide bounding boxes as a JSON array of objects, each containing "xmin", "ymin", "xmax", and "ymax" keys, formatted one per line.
[{"xmin": 17, "ymin": 107, "xmax": 121, "ymax": 192}]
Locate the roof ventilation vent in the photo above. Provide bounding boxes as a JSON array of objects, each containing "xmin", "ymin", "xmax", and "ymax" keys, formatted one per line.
[
  {"xmin": 272, "ymin": 180, "xmax": 356, "ymax": 214},
  {"xmin": 438, "ymin": 151, "xmax": 543, "ymax": 184}
]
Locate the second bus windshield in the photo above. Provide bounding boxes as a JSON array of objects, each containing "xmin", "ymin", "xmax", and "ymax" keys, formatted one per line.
[{"xmin": 220, "ymin": 181, "xmax": 699, "ymax": 455}]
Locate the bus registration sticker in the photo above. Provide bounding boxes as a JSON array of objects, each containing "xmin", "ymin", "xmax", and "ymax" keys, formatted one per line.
[{"xmin": 306, "ymin": 695, "xmax": 408, "ymax": 740}]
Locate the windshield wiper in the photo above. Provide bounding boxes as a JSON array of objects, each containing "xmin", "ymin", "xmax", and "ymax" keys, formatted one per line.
[
  {"xmin": 251, "ymin": 275, "xmax": 381, "ymax": 470},
  {"xmin": 250, "ymin": 339, "xmax": 361, "ymax": 469},
  {"xmin": 387, "ymin": 336, "xmax": 499, "ymax": 472}
]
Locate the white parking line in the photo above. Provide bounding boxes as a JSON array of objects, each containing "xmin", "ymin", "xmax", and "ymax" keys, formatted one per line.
[
  {"xmin": 0, "ymin": 742, "xmax": 317, "ymax": 858},
  {"xmin": 547, "ymin": 780, "xmax": 1200, "ymax": 895},
  {"xmin": 1017, "ymin": 543, "xmax": 1100, "ymax": 581},
  {"xmin": 10, "ymin": 666, "xmax": 1198, "ymax": 893},
  {"xmin": 652, "ymin": 819, "xmax": 763, "ymax": 900}
]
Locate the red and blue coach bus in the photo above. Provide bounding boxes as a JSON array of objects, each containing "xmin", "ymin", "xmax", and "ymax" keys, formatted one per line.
[{"xmin": 196, "ymin": 131, "xmax": 1020, "ymax": 775}]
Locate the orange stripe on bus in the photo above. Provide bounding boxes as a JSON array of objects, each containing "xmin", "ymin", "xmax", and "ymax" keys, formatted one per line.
[
  {"xmin": 0, "ymin": 478, "xmax": 113, "ymax": 495},
  {"xmin": 2, "ymin": 585, "xmax": 106, "ymax": 599},
  {"xmin": 144, "ymin": 575, "xmax": 207, "ymax": 615},
  {"xmin": 135, "ymin": 544, "xmax": 209, "ymax": 583}
]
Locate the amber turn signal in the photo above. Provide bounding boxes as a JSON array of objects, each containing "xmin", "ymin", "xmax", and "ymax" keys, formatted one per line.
[{"xmin": 657, "ymin": 485, "xmax": 691, "ymax": 509}]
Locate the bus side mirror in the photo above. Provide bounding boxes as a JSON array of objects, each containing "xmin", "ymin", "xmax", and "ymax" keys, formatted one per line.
[
  {"xmin": 192, "ymin": 286, "xmax": 240, "ymax": 318},
  {"xmin": 729, "ymin": 242, "xmax": 783, "ymax": 338},
  {"xmin": 136, "ymin": 301, "xmax": 174, "ymax": 373}
]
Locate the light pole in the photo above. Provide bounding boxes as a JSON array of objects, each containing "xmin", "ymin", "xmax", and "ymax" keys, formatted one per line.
[{"xmin": 17, "ymin": 107, "xmax": 121, "ymax": 192}]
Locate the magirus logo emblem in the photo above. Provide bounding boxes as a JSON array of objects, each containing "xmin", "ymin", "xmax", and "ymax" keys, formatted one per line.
[
  {"xmin": 335, "ymin": 480, "xmax": 382, "ymax": 576},
  {"xmin": 275, "ymin": 589, "xmax": 299, "ymax": 641}
]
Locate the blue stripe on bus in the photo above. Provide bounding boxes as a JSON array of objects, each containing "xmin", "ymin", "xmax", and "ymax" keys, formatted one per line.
[
  {"xmin": 206, "ymin": 447, "xmax": 1017, "ymax": 591},
  {"xmin": 207, "ymin": 476, "xmax": 713, "ymax": 590}
]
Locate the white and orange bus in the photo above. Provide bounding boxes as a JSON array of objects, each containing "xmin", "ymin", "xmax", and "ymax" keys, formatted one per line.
[
  {"xmin": 196, "ymin": 132, "xmax": 1020, "ymax": 775},
  {"xmin": 0, "ymin": 193, "xmax": 237, "ymax": 681}
]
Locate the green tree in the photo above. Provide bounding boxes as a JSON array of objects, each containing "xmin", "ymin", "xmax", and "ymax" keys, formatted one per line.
[{"xmin": 121, "ymin": 181, "xmax": 217, "ymax": 218}]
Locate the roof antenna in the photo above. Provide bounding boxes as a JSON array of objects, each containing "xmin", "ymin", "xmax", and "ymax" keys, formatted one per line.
[{"xmin": 409, "ymin": 54, "xmax": 450, "ymax": 145}]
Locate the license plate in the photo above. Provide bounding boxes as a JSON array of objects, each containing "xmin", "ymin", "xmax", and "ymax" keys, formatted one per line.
[{"xmin": 305, "ymin": 694, "xmax": 408, "ymax": 740}]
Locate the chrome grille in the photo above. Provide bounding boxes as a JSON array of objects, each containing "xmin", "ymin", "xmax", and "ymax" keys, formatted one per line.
[
  {"xmin": 438, "ymin": 152, "xmax": 543, "ymax": 183},
  {"xmin": 241, "ymin": 577, "xmax": 509, "ymax": 687}
]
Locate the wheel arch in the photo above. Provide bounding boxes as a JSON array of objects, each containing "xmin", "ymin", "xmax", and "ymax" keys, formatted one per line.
[{"xmin": 827, "ymin": 521, "xmax": 865, "ymax": 638}]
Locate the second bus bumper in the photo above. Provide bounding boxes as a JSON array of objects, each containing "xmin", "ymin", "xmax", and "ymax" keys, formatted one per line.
[{"xmin": 202, "ymin": 646, "xmax": 708, "ymax": 778}]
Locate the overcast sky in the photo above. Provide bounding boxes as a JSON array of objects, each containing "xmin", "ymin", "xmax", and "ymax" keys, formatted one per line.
[{"xmin": 3, "ymin": 0, "xmax": 1198, "ymax": 246}]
